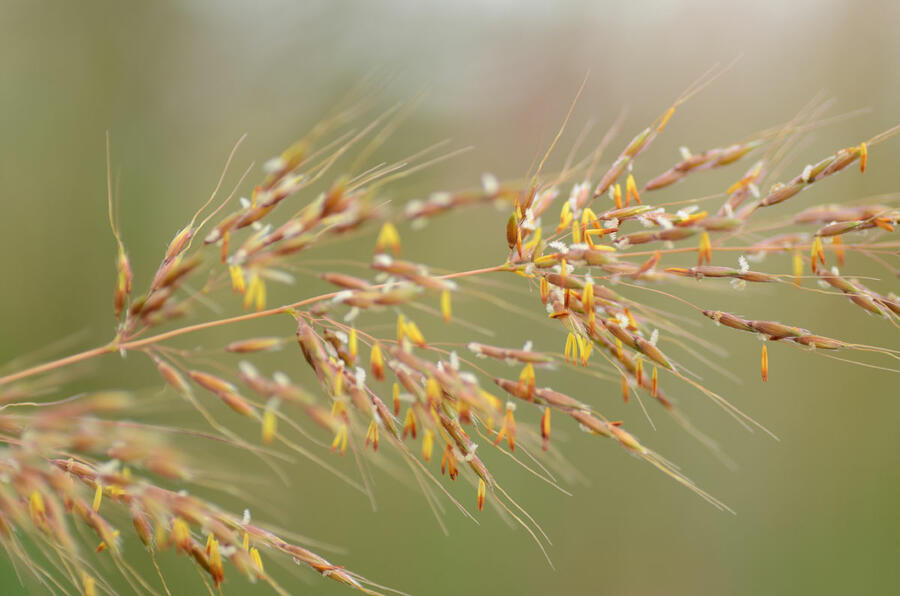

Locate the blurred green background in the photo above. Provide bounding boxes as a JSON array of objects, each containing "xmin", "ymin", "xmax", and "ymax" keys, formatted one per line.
[{"xmin": 1, "ymin": 1, "xmax": 898, "ymax": 594}]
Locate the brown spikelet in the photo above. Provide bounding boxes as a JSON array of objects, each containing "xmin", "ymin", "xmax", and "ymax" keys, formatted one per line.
[
  {"xmin": 506, "ymin": 212, "xmax": 518, "ymax": 251},
  {"xmin": 225, "ymin": 337, "xmax": 283, "ymax": 353},
  {"xmin": 164, "ymin": 225, "xmax": 195, "ymax": 264},
  {"xmin": 113, "ymin": 248, "xmax": 133, "ymax": 319},
  {"xmin": 188, "ymin": 370, "xmax": 235, "ymax": 395}
]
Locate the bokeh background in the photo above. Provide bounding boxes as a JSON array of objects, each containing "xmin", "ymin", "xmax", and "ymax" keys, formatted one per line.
[{"xmin": 1, "ymin": 1, "xmax": 899, "ymax": 594}]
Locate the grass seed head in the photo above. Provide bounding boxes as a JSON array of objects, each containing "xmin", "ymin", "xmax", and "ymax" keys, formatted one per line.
[{"xmin": 2, "ymin": 86, "xmax": 898, "ymax": 596}]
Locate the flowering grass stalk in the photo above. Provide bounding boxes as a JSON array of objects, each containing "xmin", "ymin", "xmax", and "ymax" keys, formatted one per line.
[{"xmin": 0, "ymin": 79, "xmax": 898, "ymax": 594}]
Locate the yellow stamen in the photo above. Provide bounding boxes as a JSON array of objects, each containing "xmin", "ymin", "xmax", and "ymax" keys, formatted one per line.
[
  {"xmin": 365, "ymin": 419, "xmax": 379, "ymax": 451},
  {"xmin": 402, "ymin": 407, "xmax": 417, "ymax": 439},
  {"xmin": 557, "ymin": 201, "xmax": 573, "ymax": 231},
  {"xmin": 571, "ymin": 220, "xmax": 582, "ymax": 243},
  {"xmin": 585, "ymin": 228, "xmax": 618, "ymax": 245},
  {"xmin": 29, "ymin": 491, "xmax": 45, "ymax": 524},
  {"xmin": 441, "ymin": 444, "xmax": 459, "ymax": 480},
  {"xmin": 523, "ymin": 225, "xmax": 542, "ymax": 252},
  {"xmin": 679, "ymin": 210, "xmax": 707, "ymax": 225},
  {"xmin": 626, "ymin": 174, "xmax": 641, "ymax": 205},
  {"xmin": 698, "ymin": 231, "xmax": 712, "ymax": 266},
  {"xmin": 155, "ymin": 524, "xmax": 168, "ymax": 551},
  {"xmin": 262, "ymin": 400, "xmax": 277, "ymax": 444},
  {"xmin": 425, "ymin": 376, "xmax": 442, "ymax": 406},
  {"xmin": 493, "ymin": 403, "xmax": 517, "ymax": 451},
  {"xmin": 832, "ymin": 236, "xmax": 845, "ymax": 266},
  {"xmin": 810, "ymin": 236, "xmax": 825, "ymax": 273},
  {"xmin": 405, "ymin": 320, "xmax": 426, "ymax": 347},
  {"xmin": 577, "ymin": 334, "xmax": 592, "ymax": 365},
  {"xmin": 348, "ymin": 327, "xmax": 358, "ymax": 362},
  {"xmin": 375, "ymin": 221, "xmax": 401, "ymax": 255},
  {"xmin": 540, "ymin": 407, "xmax": 551, "ymax": 451},
  {"xmin": 583, "ymin": 283, "xmax": 595, "ymax": 330},
  {"xmin": 330, "ymin": 424, "xmax": 348, "ymax": 455},
  {"xmin": 396, "ymin": 314, "xmax": 407, "ymax": 343},
  {"xmin": 518, "ymin": 363, "xmax": 536, "ymax": 397},
  {"xmin": 208, "ymin": 535, "xmax": 224, "ymax": 587},
  {"xmin": 250, "ymin": 547, "xmax": 265, "ymax": 576},
  {"xmin": 333, "ymin": 365, "xmax": 344, "ymax": 395},
  {"xmin": 171, "ymin": 518, "xmax": 191, "ymax": 553},
  {"xmin": 95, "ymin": 529, "xmax": 120, "ymax": 553},
  {"xmin": 331, "ymin": 399, "xmax": 348, "ymax": 420},
  {"xmin": 624, "ymin": 307, "xmax": 638, "ymax": 330},
  {"xmin": 441, "ymin": 290, "xmax": 452, "ymax": 323},
  {"xmin": 243, "ymin": 272, "xmax": 266, "ymax": 311},
  {"xmin": 422, "ymin": 429, "xmax": 434, "ymax": 461},
  {"xmin": 82, "ymin": 573, "xmax": 96, "ymax": 596},
  {"xmin": 229, "ymin": 265, "xmax": 245, "ymax": 293},
  {"xmin": 370, "ymin": 343, "xmax": 385, "ymax": 381},
  {"xmin": 92, "ymin": 483, "xmax": 102, "ymax": 512}
]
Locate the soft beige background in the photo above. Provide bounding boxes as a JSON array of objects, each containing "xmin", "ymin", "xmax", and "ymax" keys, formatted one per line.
[{"xmin": 1, "ymin": 1, "xmax": 898, "ymax": 594}]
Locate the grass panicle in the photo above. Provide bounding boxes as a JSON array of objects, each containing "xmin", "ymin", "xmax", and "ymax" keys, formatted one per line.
[{"xmin": 0, "ymin": 81, "xmax": 898, "ymax": 594}]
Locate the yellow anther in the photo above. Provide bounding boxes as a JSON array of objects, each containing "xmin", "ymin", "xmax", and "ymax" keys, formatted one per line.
[
  {"xmin": 92, "ymin": 483, "xmax": 103, "ymax": 512},
  {"xmin": 441, "ymin": 290, "xmax": 452, "ymax": 323},
  {"xmin": 375, "ymin": 222, "xmax": 401, "ymax": 255},
  {"xmin": 422, "ymin": 429, "xmax": 434, "ymax": 461},
  {"xmin": 229, "ymin": 265, "xmax": 245, "ymax": 293}
]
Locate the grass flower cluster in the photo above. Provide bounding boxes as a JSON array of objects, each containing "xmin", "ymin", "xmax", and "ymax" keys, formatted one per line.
[{"xmin": 0, "ymin": 75, "xmax": 897, "ymax": 595}]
